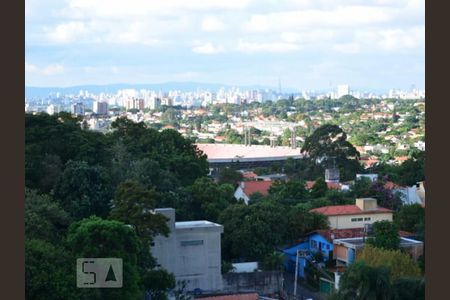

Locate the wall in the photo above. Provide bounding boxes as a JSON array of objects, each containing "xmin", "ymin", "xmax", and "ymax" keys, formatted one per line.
[
  {"xmin": 222, "ymin": 271, "xmax": 283, "ymax": 295},
  {"xmin": 334, "ymin": 244, "xmax": 348, "ymax": 263},
  {"xmin": 234, "ymin": 187, "xmax": 249, "ymax": 204},
  {"xmin": 308, "ymin": 233, "xmax": 333, "ymax": 260},
  {"xmin": 328, "ymin": 213, "xmax": 393, "ymax": 229},
  {"xmin": 152, "ymin": 209, "xmax": 224, "ymax": 292}
]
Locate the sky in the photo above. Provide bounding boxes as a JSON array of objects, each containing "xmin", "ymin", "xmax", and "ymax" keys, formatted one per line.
[{"xmin": 25, "ymin": 0, "xmax": 425, "ymax": 91}]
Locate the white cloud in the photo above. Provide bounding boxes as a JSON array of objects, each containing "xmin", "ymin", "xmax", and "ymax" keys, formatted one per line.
[
  {"xmin": 45, "ymin": 21, "xmax": 87, "ymax": 43},
  {"xmin": 236, "ymin": 40, "xmax": 300, "ymax": 53},
  {"xmin": 354, "ymin": 26, "xmax": 424, "ymax": 51},
  {"xmin": 26, "ymin": 63, "xmax": 64, "ymax": 76},
  {"xmin": 201, "ymin": 16, "xmax": 226, "ymax": 32},
  {"xmin": 280, "ymin": 32, "xmax": 301, "ymax": 43},
  {"xmin": 42, "ymin": 64, "xmax": 65, "ymax": 75},
  {"xmin": 65, "ymin": 0, "xmax": 250, "ymax": 19},
  {"xmin": 192, "ymin": 43, "xmax": 224, "ymax": 54},
  {"xmin": 25, "ymin": 62, "xmax": 38, "ymax": 73},
  {"xmin": 333, "ymin": 42, "xmax": 361, "ymax": 54}
]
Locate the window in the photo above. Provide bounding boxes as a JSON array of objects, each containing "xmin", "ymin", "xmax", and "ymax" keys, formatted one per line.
[
  {"xmin": 180, "ymin": 240, "xmax": 204, "ymax": 246},
  {"xmin": 364, "ymin": 217, "xmax": 371, "ymax": 221},
  {"xmin": 351, "ymin": 218, "xmax": 364, "ymax": 222},
  {"xmin": 311, "ymin": 240, "xmax": 318, "ymax": 249}
]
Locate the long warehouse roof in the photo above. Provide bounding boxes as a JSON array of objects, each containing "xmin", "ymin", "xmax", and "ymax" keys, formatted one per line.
[{"xmin": 196, "ymin": 143, "xmax": 303, "ymax": 162}]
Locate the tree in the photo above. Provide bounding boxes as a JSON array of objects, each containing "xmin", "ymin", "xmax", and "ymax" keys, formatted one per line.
[
  {"xmin": 310, "ymin": 177, "xmax": 328, "ymax": 198},
  {"xmin": 189, "ymin": 177, "xmax": 236, "ymax": 222},
  {"xmin": 66, "ymin": 216, "xmax": 143, "ymax": 300},
  {"xmin": 351, "ymin": 177, "xmax": 372, "ymax": 198},
  {"xmin": 53, "ymin": 160, "xmax": 112, "ymax": 220},
  {"xmin": 301, "ymin": 124, "xmax": 361, "ymax": 181},
  {"xmin": 367, "ymin": 221, "xmax": 400, "ymax": 250},
  {"xmin": 391, "ymin": 277, "xmax": 425, "ymax": 300},
  {"xmin": 110, "ymin": 180, "xmax": 170, "ymax": 243},
  {"xmin": 268, "ymin": 179, "xmax": 310, "ymax": 205},
  {"xmin": 357, "ymin": 245, "xmax": 422, "ymax": 281},
  {"xmin": 219, "ymin": 201, "xmax": 288, "ymax": 261},
  {"xmin": 370, "ymin": 178, "xmax": 403, "ymax": 211},
  {"xmin": 218, "ymin": 167, "xmax": 243, "ymax": 186},
  {"xmin": 301, "ymin": 124, "xmax": 360, "ymax": 163},
  {"xmin": 248, "ymin": 192, "xmax": 265, "ymax": 204},
  {"xmin": 335, "ymin": 261, "xmax": 391, "ymax": 300},
  {"xmin": 142, "ymin": 269, "xmax": 176, "ymax": 300},
  {"xmin": 25, "ymin": 239, "xmax": 74, "ymax": 300},
  {"xmin": 394, "ymin": 204, "xmax": 425, "ymax": 235},
  {"xmin": 285, "ymin": 206, "xmax": 329, "ymax": 243},
  {"xmin": 283, "ymin": 157, "xmax": 297, "ymax": 177},
  {"xmin": 261, "ymin": 251, "xmax": 285, "ymax": 271},
  {"xmin": 25, "ymin": 188, "xmax": 71, "ymax": 243}
]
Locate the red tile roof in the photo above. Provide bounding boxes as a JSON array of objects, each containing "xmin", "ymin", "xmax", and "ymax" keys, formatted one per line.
[
  {"xmin": 310, "ymin": 204, "xmax": 392, "ymax": 216},
  {"xmin": 384, "ymin": 181, "xmax": 404, "ymax": 189},
  {"xmin": 241, "ymin": 181, "xmax": 272, "ymax": 197},
  {"xmin": 198, "ymin": 294, "xmax": 259, "ymax": 300}
]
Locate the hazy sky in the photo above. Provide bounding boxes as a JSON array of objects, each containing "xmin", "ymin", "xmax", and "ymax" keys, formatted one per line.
[{"xmin": 25, "ymin": 0, "xmax": 424, "ymax": 90}]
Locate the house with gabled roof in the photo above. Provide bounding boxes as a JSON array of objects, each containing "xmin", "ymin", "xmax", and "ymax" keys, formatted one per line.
[
  {"xmin": 310, "ymin": 198, "xmax": 393, "ymax": 229},
  {"xmin": 233, "ymin": 180, "xmax": 272, "ymax": 204}
]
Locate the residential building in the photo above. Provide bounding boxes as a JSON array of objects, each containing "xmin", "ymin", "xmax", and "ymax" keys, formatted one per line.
[
  {"xmin": 234, "ymin": 181, "xmax": 273, "ymax": 204},
  {"xmin": 93, "ymin": 101, "xmax": 108, "ymax": 115},
  {"xmin": 161, "ymin": 97, "xmax": 173, "ymax": 106},
  {"xmin": 125, "ymin": 98, "xmax": 145, "ymax": 111},
  {"xmin": 333, "ymin": 236, "xmax": 424, "ymax": 266},
  {"xmin": 149, "ymin": 97, "xmax": 161, "ymax": 110},
  {"xmin": 151, "ymin": 208, "xmax": 224, "ymax": 292},
  {"xmin": 283, "ymin": 228, "xmax": 419, "ymax": 279},
  {"xmin": 71, "ymin": 102, "xmax": 85, "ymax": 116},
  {"xmin": 310, "ymin": 198, "xmax": 393, "ymax": 229}
]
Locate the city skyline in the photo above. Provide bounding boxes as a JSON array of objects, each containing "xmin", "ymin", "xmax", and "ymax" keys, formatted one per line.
[{"xmin": 26, "ymin": 0, "xmax": 424, "ymax": 90}]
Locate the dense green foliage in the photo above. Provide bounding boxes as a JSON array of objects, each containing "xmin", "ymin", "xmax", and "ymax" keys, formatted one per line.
[
  {"xmin": 394, "ymin": 204, "xmax": 425, "ymax": 239},
  {"xmin": 25, "ymin": 113, "xmax": 211, "ymax": 299},
  {"xmin": 219, "ymin": 200, "xmax": 328, "ymax": 261},
  {"xmin": 357, "ymin": 245, "xmax": 422, "ymax": 281},
  {"xmin": 367, "ymin": 221, "xmax": 401, "ymax": 250}
]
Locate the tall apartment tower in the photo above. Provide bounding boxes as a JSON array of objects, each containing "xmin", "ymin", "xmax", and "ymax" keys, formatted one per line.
[
  {"xmin": 71, "ymin": 102, "xmax": 85, "ymax": 116},
  {"xmin": 93, "ymin": 101, "xmax": 108, "ymax": 115}
]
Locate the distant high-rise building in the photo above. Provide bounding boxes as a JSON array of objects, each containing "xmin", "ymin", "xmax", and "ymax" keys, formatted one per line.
[
  {"xmin": 148, "ymin": 97, "xmax": 161, "ymax": 110},
  {"xmin": 161, "ymin": 97, "xmax": 173, "ymax": 107},
  {"xmin": 337, "ymin": 85, "xmax": 350, "ymax": 98},
  {"xmin": 47, "ymin": 104, "xmax": 56, "ymax": 115},
  {"xmin": 71, "ymin": 102, "xmax": 85, "ymax": 116},
  {"xmin": 93, "ymin": 101, "xmax": 108, "ymax": 115},
  {"xmin": 125, "ymin": 98, "xmax": 145, "ymax": 111}
]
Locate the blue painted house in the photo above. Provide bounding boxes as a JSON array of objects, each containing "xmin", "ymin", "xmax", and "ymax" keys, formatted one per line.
[
  {"xmin": 282, "ymin": 228, "xmax": 366, "ymax": 278},
  {"xmin": 282, "ymin": 231, "xmax": 335, "ymax": 278}
]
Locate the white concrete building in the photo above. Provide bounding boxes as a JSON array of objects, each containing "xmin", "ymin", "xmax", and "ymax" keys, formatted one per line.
[{"xmin": 151, "ymin": 208, "xmax": 224, "ymax": 292}]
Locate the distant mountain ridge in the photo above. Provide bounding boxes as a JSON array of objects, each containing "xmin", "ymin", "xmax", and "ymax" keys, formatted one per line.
[{"xmin": 25, "ymin": 82, "xmax": 301, "ymax": 98}]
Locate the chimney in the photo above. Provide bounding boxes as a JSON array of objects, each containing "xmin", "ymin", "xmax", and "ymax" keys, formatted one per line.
[
  {"xmin": 154, "ymin": 208, "xmax": 176, "ymax": 233},
  {"xmin": 355, "ymin": 198, "xmax": 378, "ymax": 211}
]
